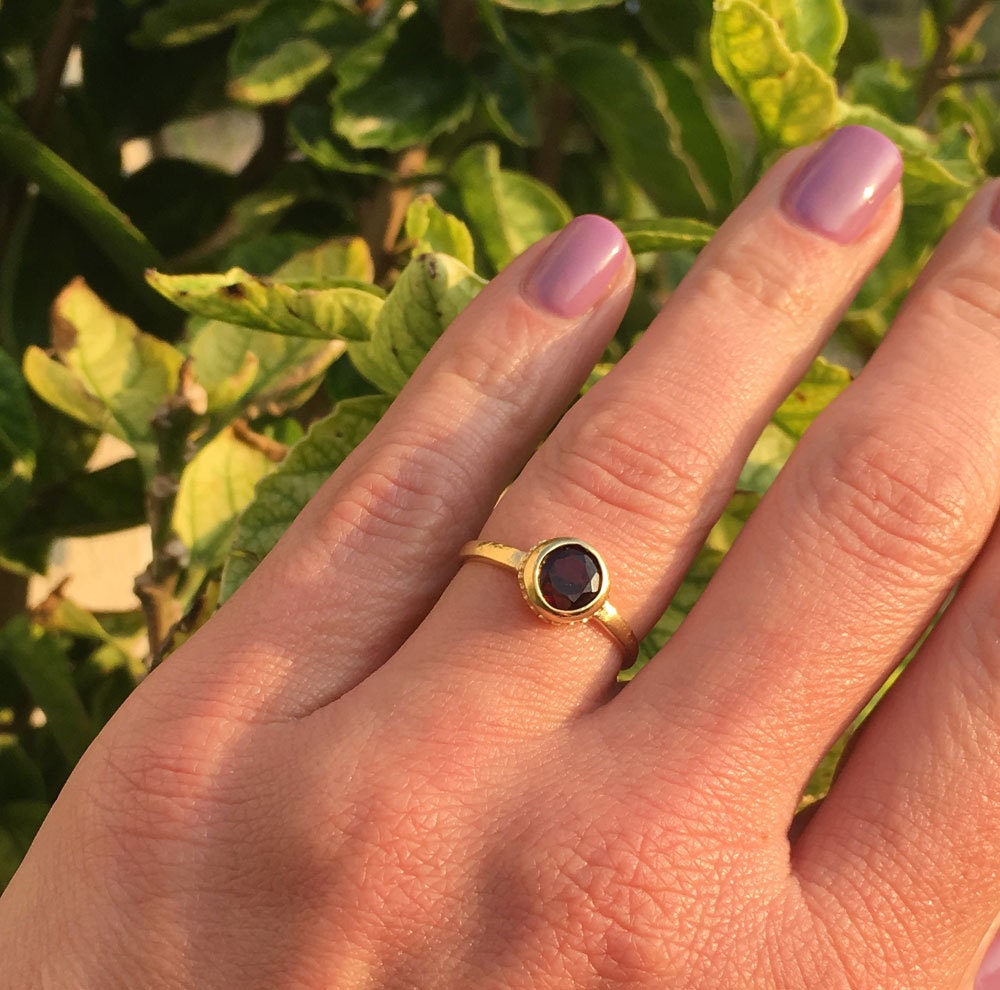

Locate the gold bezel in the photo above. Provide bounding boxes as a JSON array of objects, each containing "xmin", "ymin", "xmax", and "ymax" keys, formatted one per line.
[{"xmin": 517, "ymin": 537, "xmax": 610, "ymax": 624}]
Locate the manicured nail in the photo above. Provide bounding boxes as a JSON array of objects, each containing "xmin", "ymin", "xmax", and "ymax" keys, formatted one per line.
[
  {"xmin": 976, "ymin": 930, "xmax": 1000, "ymax": 989},
  {"xmin": 527, "ymin": 214, "xmax": 629, "ymax": 318},
  {"xmin": 782, "ymin": 126, "xmax": 902, "ymax": 244}
]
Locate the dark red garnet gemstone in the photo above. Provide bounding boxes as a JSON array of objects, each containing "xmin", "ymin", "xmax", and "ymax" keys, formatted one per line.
[{"xmin": 538, "ymin": 544, "xmax": 602, "ymax": 613}]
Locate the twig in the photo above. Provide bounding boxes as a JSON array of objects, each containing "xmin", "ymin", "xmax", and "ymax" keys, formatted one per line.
[
  {"xmin": 918, "ymin": 0, "xmax": 995, "ymax": 113},
  {"xmin": 440, "ymin": 0, "xmax": 482, "ymax": 64},
  {"xmin": 134, "ymin": 359, "xmax": 208, "ymax": 668},
  {"xmin": 532, "ymin": 84, "xmax": 572, "ymax": 189},
  {"xmin": 25, "ymin": 0, "xmax": 95, "ymax": 135},
  {"xmin": 0, "ymin": 569, "xmax": 29, "ymax": 629},
  {"xmin": 359, "ymin": 146, "xmax": 428, "ymax": 283},
  {"xmin": 0, "ymin": 0, "xmax": 93, "ymax": 345},
  {"xmin": 936, "ymin": 63, "xmax": 1000, "ymax": 83},
  {"xmin": 232, "ymin": 419, "xmax": 289, "ymax": 463}
]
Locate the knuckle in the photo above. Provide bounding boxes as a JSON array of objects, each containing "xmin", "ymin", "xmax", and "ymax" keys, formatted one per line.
[
  {"xmin": 798, "ymin": 423, "xmax": 990, "ymax": 583},
  {"xmin": 315, "ymin": 438, "xmax": 466, "ymax": 558},
  {"xmin": 943, "ymin": 595, "xmax": 1000, "ymax": 736},
  {"xmin": 541, "ymin": 398, "xmax": 728, "ymax": 527},
  {"xmin": 919, "ymin": 272, "xmax": 1000, "ymax": 344},
  {"xmin": 525, "ymin": 792, "xmax": 750, "ymax": 987},
  {"xmin": 436, "ymin": 300, "xmax": 537, "ymax": 413},
  {"xmin": 691, "ymin": 240, "xmax": 811, "ymax": 330}
]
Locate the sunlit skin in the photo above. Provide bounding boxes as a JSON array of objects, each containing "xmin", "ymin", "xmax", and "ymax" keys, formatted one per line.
[{"xmin": 4, "ymin": 129, "xmax": 1000, "ymax": 988}]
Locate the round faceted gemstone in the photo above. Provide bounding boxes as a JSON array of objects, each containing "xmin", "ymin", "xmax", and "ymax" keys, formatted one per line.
[{"xmin": 537, "ymin": 543, "xmax": 603, "ymax": 613}]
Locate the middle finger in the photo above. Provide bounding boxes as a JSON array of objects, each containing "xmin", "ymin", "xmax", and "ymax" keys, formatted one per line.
[{"xmin": 371, "ymin": 127, "xmax": 903, "ymax": 726}]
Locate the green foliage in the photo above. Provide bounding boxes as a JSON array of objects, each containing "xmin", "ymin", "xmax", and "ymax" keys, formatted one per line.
[{"xmin": 0, "ymin": 0, "xmax": 994, "ymax": 882}]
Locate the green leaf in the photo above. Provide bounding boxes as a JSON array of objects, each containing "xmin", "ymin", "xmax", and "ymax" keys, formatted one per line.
[
  {"xmin": 452, "ymin": 143, "xmax": 571, "ymax": 271},
  {"xmin": 23, "ymin": 279, "xmax": 185, "ymax": 476},
  {"xmin": 133, "ymin": 0, "xmax": 269, "ymax": 47},
  {"xmin": 638, "ymin": 0, "xmax": 710, "ymax": 55},
  {"xmin": 0, "ymin": 618, "xmax": 95, "ymax": 765},
  {"xmin": 179, "ymin": 238, "xmax": 375, "ymax": 417},
  {"xmin": 147, "ymin": 269, "xmax": 385, "ymax": 342},
  {"xmin": 758, "ymin": 0, "xmax": 848, "ymax": 73},
  {"xmin": 738, "ymin": 423, "xmax": 795, "ymax": 494},
  {"xmin": 274, "ymin": 238, "xmax": 374, "ymax": 283},
  {"xmin": 772, "ymin": 357, "xmax": 851, "ymax": 440},
  {"xmin": 473, "ymin": 53, "xmax": 541, "ymax": 147},
  {"xmin": 0, "ymin": 741, "xmax": 46, "ymax": 803},
  {"xmin": 0, "ymin": 800, "xmax": 48, "ymax": 887},
  {"xmin": 18, "ymin": 457, "xmax": 146, "ymax": 540},
  {"xmin": 174, "ymin": 426, "xmax": 277, "ymax": 571},
  {"xmin": 405, "ymin": 195, "xmax": 476, "ymax": 270},
  {"xmin": 186, "ymin": 320, "xmax": 341, "ymax": 419},
  {"xmin": 650, "ymin": 58, "xmax": 740, "ymax": 214},
  {"xmin": 0, "ymin": 346, "xmax": 37, "ymax": 495},
  {"xmin": 289, "ymin": 103, "xmax": 393, "ymax": 178},
  {"xmin": 333, "ymin": 10, "xmax": 475, "ymax": 151},
  {"xmin": 556, "ymin": 41, "xmax": 712, "ymax": 217},
  {"xmin": 0, "ymin": 104, "xmax": 162, "ymax": 292},
  {"xmin": 228, "ymin": 0, "xmax": 366, "ymax": 105},
  {"xmin": 349, "ymin": 253, "xmax": 485, "ymax": 395},
  {"xmin": 493, "ymin": 0, "xmax": 622, "ymax": 10},
  {"xmin": 711, "ymin": 0, "xmax": 839, "ymax": 148},
  {"xmin": 616, "ymin": 217, "xmax": 716, "ymax": 255},
  {"xmin": 220, "ymin": 395, "xmax": 391, "ymax": 601},
  {"xmin": 846, "ymin": 58, "xmax": 917, "ymax": 123}
]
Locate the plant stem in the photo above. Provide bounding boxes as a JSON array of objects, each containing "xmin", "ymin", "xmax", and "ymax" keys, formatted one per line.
[
  {"xmin": 0, "ymin": 0, "xmax": 93, "ymax": 288},
  {"xmin": 360, "ymin": 146, "xmax": 428, "ymax": 283},
  {"xmin": 918, "ymin": 0, "xmax": 995, "ymax": 113},
  {"xmin": 25, "ymin": 0, "xmax": 95, "ymax": 135},
  {"xmin": 232, "ymin": 419, "xmax": 289, "ymax": 463},
  {"xmin": 0, "ymin": 569, "xmax": 28, "ymax": 629},
  {"xmin": 134, "ymin": 360, "xmax": 207, "ymax": 668},
  {"xmin": 533, "ymin": 84, "xmax": 572, "ymax": 189}
]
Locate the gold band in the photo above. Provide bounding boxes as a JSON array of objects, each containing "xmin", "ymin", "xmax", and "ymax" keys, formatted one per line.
[{"xmin": 459, "ymin": 538, "xmax": 639, "ymax": 669}]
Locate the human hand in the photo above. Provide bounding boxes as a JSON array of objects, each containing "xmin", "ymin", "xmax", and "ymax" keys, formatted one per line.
[{"xmin": 3, "ymin": 125, "xmax": 1000, "ymax": 988}]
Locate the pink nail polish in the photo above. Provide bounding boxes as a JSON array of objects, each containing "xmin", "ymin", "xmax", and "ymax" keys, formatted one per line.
[
  {"xmin": 782, "ymin": 126, "xmax": 902, "ymax": 244},
  {"xmin": 977, "ymin": 930, "xmax": 1000, "ymax": 989},
  {"xmin": 526, "ymin": 215, "xmax": 629, "ymax": 318}
]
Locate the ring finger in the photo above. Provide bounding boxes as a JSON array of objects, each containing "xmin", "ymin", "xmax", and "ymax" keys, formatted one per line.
[{"xmin": 369, "ymin": 126, "xmax": 903, "ymax": 727}]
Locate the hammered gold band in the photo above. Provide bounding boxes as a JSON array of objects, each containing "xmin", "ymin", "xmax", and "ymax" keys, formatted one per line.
[{"xmin": 459, "ymin": 538, "xmax": 639, "ymax": 669}]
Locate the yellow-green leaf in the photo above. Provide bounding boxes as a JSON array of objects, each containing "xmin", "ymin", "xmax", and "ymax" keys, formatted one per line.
[
  {"xmin": 220, "ymin": 396, "xmax": 391, "ymax": 601},
  {"xmin": 147, "ymin": 268, "xmax": 384, "ymax": 341},
  {"xmin": 405, "ymin": 195, "xmax": 476, "ymax": 270},
  {"xmin": 23, "ymin": 279, "xmax": 184, "ymax": 476},
  {"xmin": 174, "ymin": 426, "xmax": 277, "ymax": 570},
  {"xmin": 711, "ymin": 0, "xmax": 838, "ymax": 148},
  {"xmin": 349, "ymin": 253, "xmax": 485, "ymax": 395},
  {"xmin": 772, "ymin": 357, "xmax": 852, "ymax": 440},
  {"xmin": 453, "ymin": 143, "xmax": 571, "ymax": 271}
]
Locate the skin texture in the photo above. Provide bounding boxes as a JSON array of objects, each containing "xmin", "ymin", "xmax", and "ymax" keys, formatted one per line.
[{"xmin": 3, "ymin": 130, "xmax": 1000, "ymax": 987}]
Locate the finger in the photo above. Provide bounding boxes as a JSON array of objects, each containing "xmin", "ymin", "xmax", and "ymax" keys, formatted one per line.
[
  {"xmin": 371, "ymin": 127, "xmax": 903, "ymax": 728},
  {"xmin": 622, "ymin": 180, "xmax": 1000, "ymax": 822},
  {"xmin": 155, "ymin": 217, "xmax": 635, "ymax": 720},
  {"xmin": 791, "ymin": 515, "xmax": 1000, "ymax": 988}
]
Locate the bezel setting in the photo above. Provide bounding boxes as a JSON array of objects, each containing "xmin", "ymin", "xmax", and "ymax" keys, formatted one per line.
[{"xmin": 517, "ymin": 537, "xmax": 610, "ymax": 623}]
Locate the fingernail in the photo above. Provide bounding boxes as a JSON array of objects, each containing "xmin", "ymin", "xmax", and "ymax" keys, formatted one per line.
[
  {"xmin": 976, "ymin": 930, "xmax": 1000, "ymax": 989},
  {"xmin": 782, "ymin": 126, "xmax": 902, "ymax": 244},
  {"xmin": 526, "ymin": 214, "xmax": 629, "ymax": 318}
]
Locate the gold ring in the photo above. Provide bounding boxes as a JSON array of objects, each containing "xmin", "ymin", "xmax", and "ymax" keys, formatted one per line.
[{"xmin": 458, "ymin": 538, "xmax": 639, "ymax": 668}]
